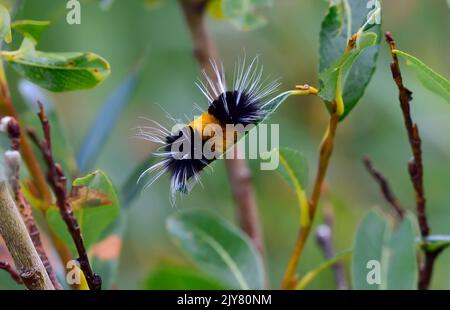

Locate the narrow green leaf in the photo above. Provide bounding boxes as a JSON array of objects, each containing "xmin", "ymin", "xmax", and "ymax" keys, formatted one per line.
[
  {"xmin": 385, "ymin": 213, "xmax": 418, "ymax": 290},
  {"xmin": 47, "ymin": 170, "xmax": 120, "ymax": 254},
  {"xmin": 77, "ymin": 67, "xmax": 140, "ymax": 173},
  {"xmin": 167, "ymin": 209, "xmax": 265, "ymax": 289},
  {"xmin": 268, "ymin": 147, "xmax": 309, "ymax": 226},
  {"xmin": 143, "ymin": 264, "xmax": 228, "ymax": 290},
  {"xmin": 272, "ymin": 147, "xmax": 308, "ymax": 190},
  {"xmin": 0, "ymin": 4, "xmax": 11, "ymax": 44},
  {"xmin": 120, "ymin": 155, "xmax": 156, "ymax": 208},
  {"xmin": 319, "ymin": 0, "xmax": 381, "ymax": 119},
  {"xmin": 11, "ymin": 20, "xmax": 50, "ymax": 43},
  {"xmin": 394, "ymin": 49, "xmax": 450, "ymax": 104},
  {"xmin": 1, "ymin": 38, "xmax": 111, "ymax": 92},
  {"xmin": 261, "ymin": 90, "xmax": 299, "ymax": 116},
  {"xmin": 351, "ymin": 210, "xmax": 387, "ymax": 290}
]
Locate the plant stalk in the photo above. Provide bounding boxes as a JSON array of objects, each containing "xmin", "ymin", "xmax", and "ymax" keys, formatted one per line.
[{"xmin": 282, "ymin": 111, "xmax": 339, "ymax": 289}]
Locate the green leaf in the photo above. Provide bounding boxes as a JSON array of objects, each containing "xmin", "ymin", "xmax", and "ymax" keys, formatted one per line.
[
  {"xmin": 319, "ymin": 0, "xmax": 381, "ymax": 119},
  {"xmin": 222, "ymin": 0, "xmax": 272, "ymax": 31},
  {"xmin": 143, "ymin": 263, "xmax": 228, "ymax": 290},
  {"xmin": 167, "ymin": 209, "xmax": 264, "ymax": 289},
  {"xmin": 77, "ymin": 67, "xmax": 140, "ymax": 173},
  {"xmin": 47, "ymin": 170, "xmax": 120, "ymax": 254},
  {"xmin": 260, "ymin": 90, "xmax": 299, "ymax": 117},
  {"xmin": 393, "ymin": 49, "xmax": 450, "ymax": 104},
  {"xmin": 268, "ymin": 147, "xmax": 309, "ymax": 226},
  {"xmin": 384, "ymin": 213, "xmax": 418, "ymax": 290},
  {"xmin": 0, "ymin": 4, "xmax": 11, "ymax": 44},
  {"xmin": 352, "ymin": 210, "xmax": 419, "ymax": 290},
  {"xmin": 120, "ymin": 155, "xmax": 157, "ymax": 208},
  {"xmin": 351, "ymin": 210, "xmax": 387, "ymax": 290},
  {"xmin": 11, "ymin": 20, "xmax": 50, "ymax": 43},
  {"xmin": 1, "ymin": 38, "xmax": 111, "ymax": 92},
  {"xmin": 319, "ymin": 32, "xmax": 378, "ymax": 113},
  {"xmin": 273, "ymin": 147, "xmax": 308, "ymax": 190}
]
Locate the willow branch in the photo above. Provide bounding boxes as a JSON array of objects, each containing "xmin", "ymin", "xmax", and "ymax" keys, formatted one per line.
[
  {"xmin": 178, "ymin": 0, "xmax": 264, "ymax": 255},
  {"xmin": 27, "ymin": 103, "xmax": 101, "ymax": 290},
  {"xmin": 385, "ymin": 32, "xmax": 436, "ymax": 290},
  {"xmin": 363, "ymin": 155, "xmax": 405, "ymax": 220},
  {"xmin": 0, "ymin": 181, "xmax": 54, "ymax": 290},
  {"xmin": 385, "ymin": 32, "xmax": 428, "ymax": 236},
  {"xmin": 1, "ymin": 116, "xmax": 62, "ymax": 289}
]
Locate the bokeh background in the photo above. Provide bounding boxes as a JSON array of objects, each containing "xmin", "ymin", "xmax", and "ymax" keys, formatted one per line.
[{"xmin": 0, "ymin": 0, "xmax": 449, "ymax": 289}]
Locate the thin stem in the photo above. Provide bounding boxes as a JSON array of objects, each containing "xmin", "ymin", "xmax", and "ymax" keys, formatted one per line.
[
  {"xmin": 385, "ymin": 32, "xmax": 428, "ymax": 237},
  {"xmin": 0, "ymin": 261, "xmax": 23, "ymax": 285},
  {"xmin": 385, "ymin": 32, "xmax": 435, "ymax": 290},
  {"xmin": 178, "ymin": 0, "xmax": 265, "ymax": 255},
  {"xmin": 309, "ymin": 112, "xmax": 339, "ymax": 217},
  {"xmin": 28, "ymin": 103, "xmax": 101, "ymax": 290},
  {"xmin": 282, "ymin": 109, "xmax": 339, "ymax": 289},
  {"xmin": 363, "ymin": 155, "xmax": 405, "ymax": 220},
  {"xmin": 281, "ymin": 226, "xmax": 310, "ymax": 289}
]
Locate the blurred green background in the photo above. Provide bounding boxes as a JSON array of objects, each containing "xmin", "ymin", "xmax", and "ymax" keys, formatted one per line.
[{"xmin": 0, "ymin": 0, "xmax": 449, "ymax": 289}]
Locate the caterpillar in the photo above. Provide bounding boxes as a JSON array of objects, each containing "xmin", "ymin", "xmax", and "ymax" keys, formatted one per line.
[{"xmin": 137, "ymin": 56, "xmax": 280, "ymax": 202}]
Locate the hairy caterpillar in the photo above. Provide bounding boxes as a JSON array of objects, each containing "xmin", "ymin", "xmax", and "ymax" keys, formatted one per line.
[{"xmin": 137, "ymin": 57, "xmax": 280, "ymax": 202}]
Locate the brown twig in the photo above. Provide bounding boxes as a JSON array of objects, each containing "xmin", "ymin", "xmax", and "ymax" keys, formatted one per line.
[
  {"xmin": 315, "ymin": 204, "xmax": 348, "ymax": 290},
  {"xmin": 0, "ymin": 260, "xmax": 23, "ymax": 284},
  {"xmin": 27, "ymin": 103, "xmax": 101, "ymax": 290},
  {"xmin": 363, "ymin": 155, "xmax": 405, "ymax": 220},
  {"xmin": 0, "ymin": 181, "xmax": 54, "ymax": 290},
  {"xmin": 385, "ymin": 32, "xmax": 435, "ymax": 290},
  {"xmin": 1, "ymin": 116, "xmax": 63, "ymax": 289},
  {"xmin": 178, "ymin": 0, "xmax": 265, "ymax": 255}
]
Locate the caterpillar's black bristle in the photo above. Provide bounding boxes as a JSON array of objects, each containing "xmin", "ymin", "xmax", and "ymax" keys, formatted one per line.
[
  {"xmin": 137, "ymin": 56, "xmax": 280, "ymax": 203},
  {"xmin": 208, "ymin": 90, "xmax": 265, "ymax": 126},
  {"xmin": 163, "ymin": 127, "xmax": 212, "ymax": 193}
]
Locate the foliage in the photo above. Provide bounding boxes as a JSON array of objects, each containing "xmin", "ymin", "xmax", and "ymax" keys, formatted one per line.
[{"xmin": 0, "ymin": 0, "xmax": 449, "ymax": 292}]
